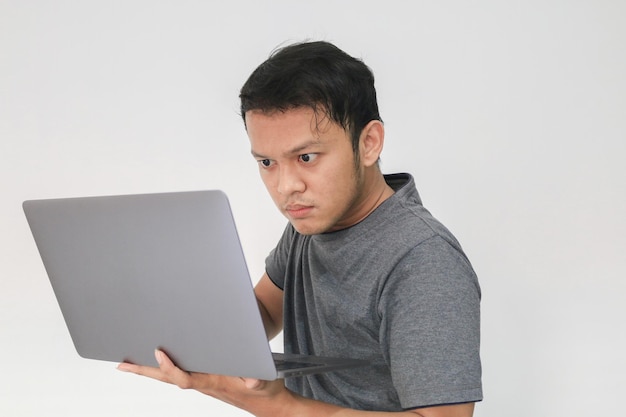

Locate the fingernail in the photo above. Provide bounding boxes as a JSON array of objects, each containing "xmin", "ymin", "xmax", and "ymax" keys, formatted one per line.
[
  {"xmin": 117, "ymin": 363, "xmax": 130, "ymax": 372},
  {"xmin": 155, "ymin": 349, "xmax": 163, "ymax": 365},
  {"xmin": 244, "ymin": 378, "xmax": 262, "ymax": 389}
]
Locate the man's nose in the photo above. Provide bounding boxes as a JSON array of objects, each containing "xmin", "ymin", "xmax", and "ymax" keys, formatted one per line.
[{"xmin": 277, "ymin": 165, "xmax": 305, "ymax": 195}]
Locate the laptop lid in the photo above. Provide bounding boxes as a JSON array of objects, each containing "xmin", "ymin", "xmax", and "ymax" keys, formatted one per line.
[{"xmin": 23, "ymin": 190, "xmax": 367, "ymax": 380}]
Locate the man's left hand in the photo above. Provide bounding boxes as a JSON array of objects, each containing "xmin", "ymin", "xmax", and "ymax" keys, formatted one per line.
[{"xmin": 117, "ymin": 349, "xmax": 290, "ymax": 412}]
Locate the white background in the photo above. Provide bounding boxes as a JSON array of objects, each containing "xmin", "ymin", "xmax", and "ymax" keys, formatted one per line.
[{"xmin": 2, "ymin": 1, "xmax": 625, "ymax": 416}]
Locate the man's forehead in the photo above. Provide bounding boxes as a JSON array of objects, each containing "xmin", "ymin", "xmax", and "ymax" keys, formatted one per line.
[{"xmin": 247, "ymin": 108, "xmax": 352, "ymax": 158}]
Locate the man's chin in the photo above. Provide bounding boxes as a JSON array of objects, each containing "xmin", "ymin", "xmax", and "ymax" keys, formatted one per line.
[
  {"xmin": 288, "ymin": 219, "xmax": 326, "ymax": 236},
  {"xmin": 290, "ymin": 224, "xmax": 318, "ymax": 236}
]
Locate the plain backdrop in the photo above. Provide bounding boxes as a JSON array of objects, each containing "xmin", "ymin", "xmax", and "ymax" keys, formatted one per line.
[{"xmin": 2, "ymin": 1, "xmax": 625, "ymax": 416}]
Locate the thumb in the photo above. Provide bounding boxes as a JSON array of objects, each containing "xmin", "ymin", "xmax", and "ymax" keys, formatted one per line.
[{"xmin": 242, "ymin": 378, "xmax": 264, "ymax": 390}]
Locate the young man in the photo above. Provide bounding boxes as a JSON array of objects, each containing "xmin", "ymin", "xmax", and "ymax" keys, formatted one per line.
[{"xmin": 118, "ymin": 41, "xmax": 483, "ymax": 417}]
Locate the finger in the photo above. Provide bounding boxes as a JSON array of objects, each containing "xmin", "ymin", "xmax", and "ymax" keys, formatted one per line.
[
  {"xmin": 115, "ymin": 350, "xmax": 187, "ymax": 385},
  {"xmin": 242, "ymin": 378, "xmax": 264, "ymax": 390},
  {"xmin": 116, "ymin": 361, "xmax": 170, "ymax": 383},
  {"xmin": 154, "ymin": 349, "xmax": 197, "ymax": 389}
]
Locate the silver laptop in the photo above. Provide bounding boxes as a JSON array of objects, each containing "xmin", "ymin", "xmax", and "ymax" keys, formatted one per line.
[{"xmin": 23, "ymin": 190, "xmax": 367, "ymax": 380}]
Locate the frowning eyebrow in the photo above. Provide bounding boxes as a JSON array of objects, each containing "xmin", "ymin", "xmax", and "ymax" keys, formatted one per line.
[{"xmin": 251, "ymin": 139, "xmax": 323, "ymax": 159}]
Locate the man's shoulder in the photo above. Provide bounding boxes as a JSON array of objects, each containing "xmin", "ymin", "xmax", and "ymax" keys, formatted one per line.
[{"xmin": 375, "ymin": 174, "xmax": 466, "ymax": 254}]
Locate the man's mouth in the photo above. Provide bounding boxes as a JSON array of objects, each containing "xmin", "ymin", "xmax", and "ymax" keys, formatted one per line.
[{"xmin": 285, "ymin": 204, "xmax": 313, "ymax": 219}]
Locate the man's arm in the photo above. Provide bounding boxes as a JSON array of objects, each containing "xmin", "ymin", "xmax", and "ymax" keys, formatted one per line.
[
  {"xmin": 118, "ymin": 349, "xmax": 475, "ymax": 417},
  {"xmin": 254, "ymin": 273, "xmax": 284, "ymax": 340}
]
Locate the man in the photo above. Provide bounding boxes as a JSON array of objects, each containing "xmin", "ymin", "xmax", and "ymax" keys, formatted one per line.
[{"xmin": 118, "ymin": 41, "xmax": 483, "ymax": 417}]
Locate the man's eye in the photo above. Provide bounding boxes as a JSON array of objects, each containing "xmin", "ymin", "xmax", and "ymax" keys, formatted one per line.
[
  {"xmin": 299, "ymin": 154, "xmax": 317, "ymax": 163},
  {"xmin": 258, "ymin": 159, "xmax": 273, "ymax": 168}
]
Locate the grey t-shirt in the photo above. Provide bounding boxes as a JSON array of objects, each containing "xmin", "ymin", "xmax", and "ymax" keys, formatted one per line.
[{"xmin": 265, "ymin": 173, "xmax": 482, "ymax": 411}]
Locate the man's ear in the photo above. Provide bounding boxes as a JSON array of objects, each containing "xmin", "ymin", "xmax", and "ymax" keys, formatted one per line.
[{"xmin": 359, "ymin": 120, "xmax": 385, "ymax": 167}]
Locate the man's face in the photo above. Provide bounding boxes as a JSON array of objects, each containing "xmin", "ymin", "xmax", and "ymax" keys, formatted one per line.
[{"xmin": 246, "ymin": 107, "xmax": 367, "ymax": 235}]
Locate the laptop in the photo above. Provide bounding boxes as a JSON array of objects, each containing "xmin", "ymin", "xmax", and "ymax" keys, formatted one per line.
[{"xmin": 23, "ymin": 190, "xmax": 367, "ymax": 380}]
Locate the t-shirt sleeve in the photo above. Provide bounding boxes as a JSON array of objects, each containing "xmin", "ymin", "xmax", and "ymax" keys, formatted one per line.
[
  {"xmin": 264, "ymin": 223, "xmax": 296, "ymax": 290},
  {"xmin": 378, "ymin": 235, "xmax": 483, "ymax": 409}
]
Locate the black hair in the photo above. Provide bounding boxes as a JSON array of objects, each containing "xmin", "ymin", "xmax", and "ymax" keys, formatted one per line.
[{"xmin": 239, "ymin": 41, "xmax": 382, "ymax": 156}]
